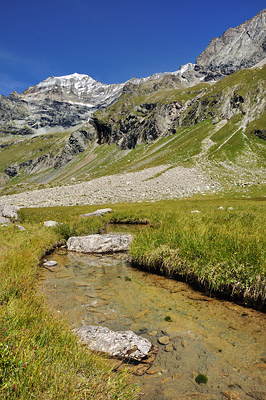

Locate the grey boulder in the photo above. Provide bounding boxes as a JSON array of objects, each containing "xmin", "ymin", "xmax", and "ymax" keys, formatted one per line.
[
  {"xmin": 0, "ymin": 204, "xmax": 20, "ymax": 220},
  {"xmin": 67, "ymin": 234, "xmax": 132, "ymax": 253},
  {"xmin": 75, "ymin": 325, "xmax": 152, "ymax": 361}
]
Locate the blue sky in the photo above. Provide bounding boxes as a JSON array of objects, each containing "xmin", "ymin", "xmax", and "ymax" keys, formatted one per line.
[{"xmin": 0, "ymin": 0, "xmax": 265, "ymax": 96}]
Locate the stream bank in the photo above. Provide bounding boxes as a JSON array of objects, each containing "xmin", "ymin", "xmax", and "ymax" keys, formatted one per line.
[{"xmin": 39, "ymin": 248, "xmax": 266, "ymax": 400}]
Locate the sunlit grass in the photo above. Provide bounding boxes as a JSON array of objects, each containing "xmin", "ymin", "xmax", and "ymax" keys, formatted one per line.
[{"xmin": 0, "ymin": 223, "xmax": 137, "ymax": 399}]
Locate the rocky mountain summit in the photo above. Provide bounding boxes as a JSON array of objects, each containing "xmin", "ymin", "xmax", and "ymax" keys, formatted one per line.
[
  {"xmin": 196, "ymin": 8, "xmax": 266, "ymax": 79},
  {"xmin": 20, "ymin": 73, "xmax": 125, "ymax": 109}
]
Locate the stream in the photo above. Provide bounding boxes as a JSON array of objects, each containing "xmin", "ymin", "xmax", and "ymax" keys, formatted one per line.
[{"xmin": 38, "ymin": 245, "xmax": 266, "ymax": 400}]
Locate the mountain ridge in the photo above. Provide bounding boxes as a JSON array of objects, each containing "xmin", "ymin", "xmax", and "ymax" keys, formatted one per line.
[{"xmin": 0, "ymin": 8, "xmax": 265, "ymax": 197}]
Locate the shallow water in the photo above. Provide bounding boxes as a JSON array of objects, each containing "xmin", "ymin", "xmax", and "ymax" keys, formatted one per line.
[{"xmin": 39, "ymin": 249, "xmax": 266, "ymax": 400}]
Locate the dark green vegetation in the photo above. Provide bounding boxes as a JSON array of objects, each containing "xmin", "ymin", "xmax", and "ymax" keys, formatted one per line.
[
  {"xmin": 115, "ymin": 198, "xmax": 266, "ymax": 308},
  {"xmin": 1, "ymin": 65, "xmax": 265, "ymax": 195},
  {"xmin": 195, "ymin": 374, "xmax": 208, "ymax": 384}
]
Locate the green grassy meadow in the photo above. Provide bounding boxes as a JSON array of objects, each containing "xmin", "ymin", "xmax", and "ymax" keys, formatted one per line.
[{"xmin": 1, "ymin": 190, "xmax": 266, "ymax": 398}]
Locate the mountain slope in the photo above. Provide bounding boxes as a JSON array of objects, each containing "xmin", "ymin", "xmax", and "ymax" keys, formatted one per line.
[
  {"xmin": 0, "ymin": 9, "xmax": 265, "ymax": 197},
  {"xmin": 0, "ymin": 65, "xmax": 265, "ymax": 197}
]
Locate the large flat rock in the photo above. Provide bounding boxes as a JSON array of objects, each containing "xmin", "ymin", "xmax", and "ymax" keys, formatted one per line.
[
  {"xmin": 75, "ymin": 325, "xmax": 152, "ymax": 361},
  {"xmin": 67, "ymin": 234, "xmax": 132, "ymax": 253}
]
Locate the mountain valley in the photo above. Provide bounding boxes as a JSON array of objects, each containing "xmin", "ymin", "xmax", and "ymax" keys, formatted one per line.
[{"xmin": 0, "ymin": 8, "xmax": 265, "ymax": 203}]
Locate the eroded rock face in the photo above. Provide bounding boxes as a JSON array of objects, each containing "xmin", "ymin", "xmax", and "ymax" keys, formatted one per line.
[
  {"xmin": 196, "ymin": 9, "xmax": 266, "ymax": 77},
  {"xmin": 4, "ymin": 125, "xmax": 97, "ymax": 178},
  {"xmin": 75, "ymin": 325, "xmax": 152, "ymax": 360},
  {"xmin": 0, "ymin": 95, "xmax": 93, "ymax": 136},
  {"xmin": 67, "ymin": 234, "xmax": 132, "ymax": 253}
]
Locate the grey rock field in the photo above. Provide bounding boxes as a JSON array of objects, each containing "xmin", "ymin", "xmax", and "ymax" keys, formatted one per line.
[{"xmin": 0, "ymin": 165, "xmax": 218, "ymax": 208}]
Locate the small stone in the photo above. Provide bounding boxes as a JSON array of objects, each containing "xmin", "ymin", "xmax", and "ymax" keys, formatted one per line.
[
  {"xmin": 43, "ymin": 260, "xmax": 57, "ymax": 267},
  {"xmin": 158, "ymin": 336, "xmax": 170, "ymax": 345},
  {"xmin": 165, "ymin": 344, "xmax": 174, "ymax": 352},
  {"xmin": 135, "ymin": 309, "xmax": 149, "ymax": 319},
  {"xmin": 217, "ymin": 206, "xmax": 224, "ymax": 210},
  {"xmin": 44, "ymin": 221, "xmax": 59, "ymax": 227},
  {"xmin": 15, "ymin": 225, "xmax": 26, "ymax": 231},
  {"xmin": 148, "ymin": 331, "xmax": 158, "ymax": 336},
  {"xmin": 191, "ymin": 210, "xmax": 200, "ymax": 213},
  {"xmin": 146, "ymin": 367, "xmax": 159, "ymax": 375}
]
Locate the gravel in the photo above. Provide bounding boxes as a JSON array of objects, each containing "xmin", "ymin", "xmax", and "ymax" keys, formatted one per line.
[{"xmin": 0, "ymin": 165, "xmax": 219, "ymax": 208}]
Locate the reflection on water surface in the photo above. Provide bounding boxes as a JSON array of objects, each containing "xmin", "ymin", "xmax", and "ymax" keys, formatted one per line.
[{"xmin": 39, "ymin": 250, "xmax": 266, "ymax": 400}]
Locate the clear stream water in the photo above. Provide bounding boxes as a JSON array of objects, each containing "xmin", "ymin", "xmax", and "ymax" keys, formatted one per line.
[{"xmin": 39, "ymin": 247, "xmax": 266, "ymax": 400}]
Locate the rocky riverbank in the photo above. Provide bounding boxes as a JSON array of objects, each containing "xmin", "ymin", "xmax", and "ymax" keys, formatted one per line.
[{"xmin": 0, "ymin": 165, "xmax": 219, "ymax": 208}]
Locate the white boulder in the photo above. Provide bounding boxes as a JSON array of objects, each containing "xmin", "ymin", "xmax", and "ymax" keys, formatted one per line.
[
  {"xmin": 75, "ymin": 325, "xmax": 152, "ymax": 361},
  {"xmin": 67, "ymin": 234, "xmax": 132, "ymax": 253},
  {"xmin": 80, "ymin": 208, "xmax": 113, "ymax": 217}
]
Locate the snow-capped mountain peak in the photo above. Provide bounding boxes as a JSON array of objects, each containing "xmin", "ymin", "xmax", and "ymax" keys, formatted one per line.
[
  {"xmin": 21, "ymin": 73, "xmax": 125, "ymax": 109},
  {"xmin": 20, "ymin": 64, "xmax": 200, "ymax": 109}
]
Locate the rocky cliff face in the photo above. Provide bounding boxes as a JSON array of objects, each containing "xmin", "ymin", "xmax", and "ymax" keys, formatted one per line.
[
  {"xmin": 0, "ymin": 92, "xmax": 93, "ymax": 136},
  {"xmin": 92, "ymin": 65, "xmax": 266, "ymax": 149},
  {"xmin": 196, "ymin": 9, "xmax": 266, "ymax": 78},
  {"xmin": 4, "ymin": 124, "xmax": 97, "ymax": 178},
  {"xmin": 0, "ymin": 68, "xmax": 200, "ymax": 137}
]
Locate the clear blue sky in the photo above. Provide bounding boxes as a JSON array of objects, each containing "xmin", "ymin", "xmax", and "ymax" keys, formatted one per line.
[{"xmin": 0, "ymin": 0, "xmax": 265, "ymax": 96}]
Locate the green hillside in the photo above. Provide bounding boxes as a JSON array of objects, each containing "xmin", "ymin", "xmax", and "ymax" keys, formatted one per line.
[{"xmin": 0, "ymin": 65, "xmax": 265, "ymax": 195}]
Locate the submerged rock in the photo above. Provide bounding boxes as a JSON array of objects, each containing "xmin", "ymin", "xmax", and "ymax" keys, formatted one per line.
[
  {"xmin": 43, "ymin": 260, "xmax": 58, "ymax": 267},
  {"xmin": 67, "ymin": 234, "xmax": 132, "ymax": 253},
  {"xmin": 158, "ymin": 335, "xmax": 170, "ymax": 345},
  {"xmin": 75, "ymin": 325, "xmax": 152, "ymax": 360},
  {"xmin": 80, "ymin": 208, "xmax": 113, "ymax": 217}
]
